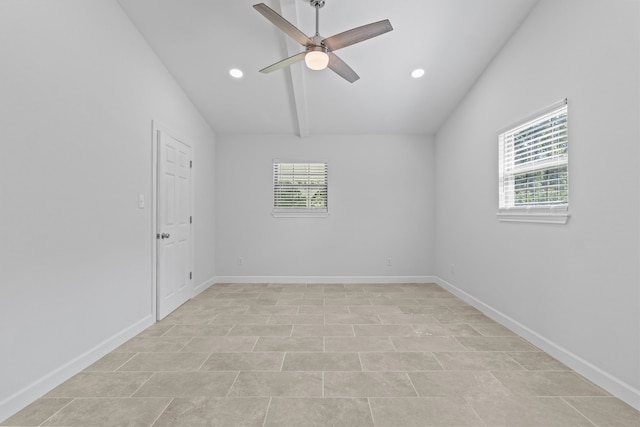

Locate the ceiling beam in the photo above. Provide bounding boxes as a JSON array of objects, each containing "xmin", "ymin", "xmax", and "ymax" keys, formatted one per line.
[{"xmin": 279, "ymin": 0, "xmax": 309, "ymax": 138}]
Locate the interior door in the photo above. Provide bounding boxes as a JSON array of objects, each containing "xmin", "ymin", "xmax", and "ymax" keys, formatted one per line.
[{"xmin": 157, "ymin": 130, "xmax": 192, "ymax": 320}]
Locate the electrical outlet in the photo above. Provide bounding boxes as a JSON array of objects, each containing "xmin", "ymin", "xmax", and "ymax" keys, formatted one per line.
[
  {"xmin": 387, "ymin": 258, "xmax": 392, "ymax": 267},
  {"xmin": 238, "ymin": 257, "xmax": 244, "ymax": 266}
]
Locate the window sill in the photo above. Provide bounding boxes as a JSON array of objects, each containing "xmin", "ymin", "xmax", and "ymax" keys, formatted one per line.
[
  {"xmin": 272, "ymin": 211, "xmax": 329, "ymax": 218},
  {"xmin": 497, "ymin": 206, "xmax": 570, "ymax": 224}
]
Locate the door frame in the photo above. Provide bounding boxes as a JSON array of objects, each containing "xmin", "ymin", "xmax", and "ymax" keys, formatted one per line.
[{"xmin": 151, "ymin": 120, "xmax": 195, "ymax": 321}]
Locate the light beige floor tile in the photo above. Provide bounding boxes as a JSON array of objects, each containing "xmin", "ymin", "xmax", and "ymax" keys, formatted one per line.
[
  {"xmin": 200, "ymin": 352, "xmax": 285, "ymax": 371},
  {"xmin": 292, "ymin": 324, "xmax": 354, "ymax": 336},
  {"xmin": 348, "ymin": 305, "xmax": 402, "ymax": 315},
  {"xmin": 564, "ymin": 397, "xmax": 640, "ymax": 426},
  {"xmin": 181, "ymin": 336, "xmax": 258, "ymax": 352},
  {"xmin": 244, "ymin": 305, "xmax": 299, "ymax": 315},
  {"xmin": 264, "ymin": 398, "xmax": 373, "ymax": 427},
  {"xmin": 325, "ymin": 314, "xmax": 382, "ymax": 324},
  {"xmin": 378, "ymin": 314, "xmax": 439, "ymax": 324},
  {"xmin": 153, "ymin": 397, "xmax": 269, "ymax": 427},
  {"xmin": 0, "ymin": 398, "xmax": 72, "ymax": 426},
  {"xmin": 446, "ymin": 305, "xmax": 484, "ymax": 315},
  {"xmin": 397, "ymin": 305, "xmax": 452, "ymax": 315},
  {"xmin": 114, "ymin": 336, "xmax": 190, "ymax": 353},
  {"xmin": 506, "ymin": 351, "xmax": 570, "ymax": 370},
  {"xmin": 276, "ymin": 298, "xmax": 324, "ymax": 305},
  {"xmin": 369, "ymin": 397, "xmax": 484, "ymax": 426},
  {"xmin": 360, "ymin": 352, "xmax": 442, "ymax": 371},
  {"xmin": 368, "ymin": 298, "xmax": 421, "ymax": 306},
  {"xmin": 8, "ymin": 283, "xmax": 635, "ymax": 427},
  {"xmin": 41, "ymin": 397, "xmax": 172, "ymax": 426},
  {"xmin": 391, "ymin": 336, "xmax": 467, "ymax": 352},
  {"xmin": 324, "ymin": 298, "xmax": 372, "ymax": 306},
  {"xmin": 471, "ymin": 322, "xmax": 517, "ymax": 336},
  {"xmin": 353, "ymin": 324, "xmax": 417, "ymax": 336},
  {"xmin": 282, "ymin": 352, "xmax": 362, "ymax": 371},
  {"xmin": 325, "ymin": 337, "xmax": 395, "ymax": 352},
  {"xmin": 83, "ymin": 352, "xmax": 135, "ymax": 372},
  {"xmin": 412, "ymin": 323, "xmax": 481, "ymax": 337},
  {"xmin": 324, "ymin": 372, "xmax": 417, "ymax": 397},
  {"xmin": 228, "ymin": 371, "xmax": 323, "ymax": 397},
  {"xmin": 133, "ymin": 371, "xmax": 237, "ymax": 397},
  {"xmin": 297, "ymin": 305, "xmax": 350, "ymax": 314},
  {"xmin": 227, "ymin": 324, "xmax": 292, "ymax": 336},
  {"xmin": 433, "ymin": 312, "xmax": 497, "ymax": 324},
  {"xmin": 492, "ymin": 371, "xmax": 608, "ymax": 396},
  {"xmin": 409, "ymin": 371, "xmax": 511, "ymax": 397},
  {"xmin": 117, "ymin": 352, "xmax": 209, "ymax": 371},
  {"xmin": 253, "ymin": 336, "xmax": 324, "ymax": 352},
  {"xmin": 209, "ymin": 314, "xmax": 270, "ymax": 324},
  {"xmin": 456, "ymin": 336, "xmax": 539, "ymax": 351},
  {"xmin": 433, "ymin": 351, "xmax": 524, "ymax": 371},
  {"xmin": 419, "ymin": 297, "xmax": 468, "ymax": 306},
  {"xmin": 267, "ymin": 314, "xmax": 324, "ymax": 324},
  {"xmin": 234, "ymin": 298, "xmax": 278, "ymax": 306},
  {"xmin": 137, "ymin": 323, "xmax": 174, "ymax": 337},
  {"xmin": 214, "ymin": 292, "xmax": 261, "ymax": 299},
  {"xmin": 467, "ymin": 396, "xmax": 594, "ymax": 426},
  {"xmin": 44, "ymin": 372, "xmax": 153, "ymax": 398},
  {"xmin": 161, "ymin": 324, "xmax": 232, "ymax": 336}
]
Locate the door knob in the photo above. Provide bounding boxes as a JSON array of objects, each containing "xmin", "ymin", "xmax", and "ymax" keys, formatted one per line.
[{"xmin": 161, "ymin": 233, "xmax": 170, "ymax": 239}]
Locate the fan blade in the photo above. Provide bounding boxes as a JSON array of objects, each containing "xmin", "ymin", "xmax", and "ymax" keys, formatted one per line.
[
  {"xmin": 253, "ymin": 3, "xmax": 313, "ymax": 47},
  {"xmin": 327, "ymin": 52, "xmax": 359, "ymax": 83},
  {"xmin": 323, "ymin": 19, "xmax": 393, "ymax": 51},
  {"xmin": 259, "ymin": 51, "xmax": 306, "ymax": 73}
]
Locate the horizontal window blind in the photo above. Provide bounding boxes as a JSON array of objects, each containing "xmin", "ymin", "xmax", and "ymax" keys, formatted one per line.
[
  {"xmin": 273, "ymin": 162, "xmax": 328, "ymax": 213},
  {"xmin": 499, "ymin": 100, "xmax": 568, "ymax": 208}
]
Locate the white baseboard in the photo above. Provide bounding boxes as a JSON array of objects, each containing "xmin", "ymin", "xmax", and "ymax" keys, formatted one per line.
[
  {"xmin": 213, "ymin": 275, "xmax": 437, "ymax": 284},
  {"xmin": 194, "ymin": 275, "xmax": 217, "ymax": 295},
  {"xmin": 434, "ymin": 276, "xmax": 640, "ymax": 412},
  {"xmin": 0, "ymin": 315, "xmax": 155, "ymax": 423}
]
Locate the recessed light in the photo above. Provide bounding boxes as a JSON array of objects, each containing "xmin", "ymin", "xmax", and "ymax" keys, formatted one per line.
[
  {"xmin": 411, "ymin": 68, "xmax": 425, "ymax": 79},
  {"xmin": 229, "ymin": 68, "xmax": 244, "ymax": 78}
]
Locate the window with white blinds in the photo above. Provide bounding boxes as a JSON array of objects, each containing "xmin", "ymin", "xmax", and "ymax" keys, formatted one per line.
[
  {"xmin": 498, "ymin": 99, "xmax": 570, "ymax": 224},
  {"xmin": 273, "ymin": 161, "xmax": 328, "ymax": 216}
]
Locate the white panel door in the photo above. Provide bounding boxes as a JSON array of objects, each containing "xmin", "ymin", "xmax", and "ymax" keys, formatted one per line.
[{"xmin": 157, "ymin": 130, "xmax": 192, "ymax": 320}]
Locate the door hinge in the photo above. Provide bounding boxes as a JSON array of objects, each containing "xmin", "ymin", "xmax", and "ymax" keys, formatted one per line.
[
  {"xmin": 190, "ymin": 216, "xmax": 193, "ymax": 224},
  {"xmin": 190, "ymin": 160, "xmax": 192, "ymax": 168},
  {"xmin": 189, "ymin": 272, "xmax": 192, "ymax": 280}
]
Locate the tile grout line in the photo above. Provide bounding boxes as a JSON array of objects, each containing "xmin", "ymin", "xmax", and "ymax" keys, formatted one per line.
[
  {"xmin": 558, "ymin": 397, "xmax": 600, "ymax": 427},
  {"xmin": 261, "ymin": 397, "xmax": 273, "ymax": 427},
  {"xmin": 35, "ymin": 398, "xmax": 76, "ymax": 427},
  {"xmin": 149, "ymin": 397, "xmax": 175, "ymax": 427},
  {"xmin": 225, "ymin": 371, "xmax": 242, "ymax": 398}
]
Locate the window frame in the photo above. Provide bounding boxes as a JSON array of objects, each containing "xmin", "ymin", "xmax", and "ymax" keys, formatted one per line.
[
  {"xmin": 272, "ymin": 160, "xmax": 329, "ymax": 218},
  {"xmin": 497, "ymin": 99, "xmax": 570, "ymax": 224}
]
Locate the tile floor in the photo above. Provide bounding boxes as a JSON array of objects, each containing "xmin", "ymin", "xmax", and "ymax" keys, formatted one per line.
[{"xmin": 3, "ymin": 283, "xmax": 639, "ymax": 426}]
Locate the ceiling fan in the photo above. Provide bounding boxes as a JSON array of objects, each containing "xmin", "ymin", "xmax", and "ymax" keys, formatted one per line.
[{"xmin": 253, "ymin": 0, "xmax": 393, "ymax": 83}]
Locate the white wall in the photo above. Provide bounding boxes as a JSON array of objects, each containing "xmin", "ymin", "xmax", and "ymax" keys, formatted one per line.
[
  {"xmin": 434, "ymin": 0, "xmax": 639, "ymax": 409},
  {"xmin": 215, "ymin": 134, "xmax": 435, "ymax": 282},
  {"xmin": 0, "ymin": 0, "xmax": 216, "ymax": 420}
]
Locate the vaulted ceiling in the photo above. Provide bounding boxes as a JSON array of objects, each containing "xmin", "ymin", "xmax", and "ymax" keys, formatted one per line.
[{"xmin": 117, "ymin": 0, "xmax": 539, "ymax": 136}]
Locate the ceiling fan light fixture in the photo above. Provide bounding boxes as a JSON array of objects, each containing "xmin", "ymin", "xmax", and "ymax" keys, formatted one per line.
[{"xmin": 305, "ymin": 48, "xmax": 329, "ymax": 70}]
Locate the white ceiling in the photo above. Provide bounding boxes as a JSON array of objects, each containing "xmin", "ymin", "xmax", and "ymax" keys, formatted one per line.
[{"xmin": 117, "ymin": 0, "xmax": 539, "ymax": 136}]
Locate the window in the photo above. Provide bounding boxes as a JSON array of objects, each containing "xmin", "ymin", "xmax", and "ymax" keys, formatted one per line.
[
  {"xmin": 497, "ymin": 99, "xmax": 570, "ymax": 224},
  {"xmin": 273, "ymin": 161, "xmax": 328, "ymax": 217}
]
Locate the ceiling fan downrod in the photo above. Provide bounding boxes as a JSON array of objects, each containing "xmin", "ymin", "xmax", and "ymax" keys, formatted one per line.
[{"xmin": 310, "ymin": 0, "xmax": 325, "ymax": 37}]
